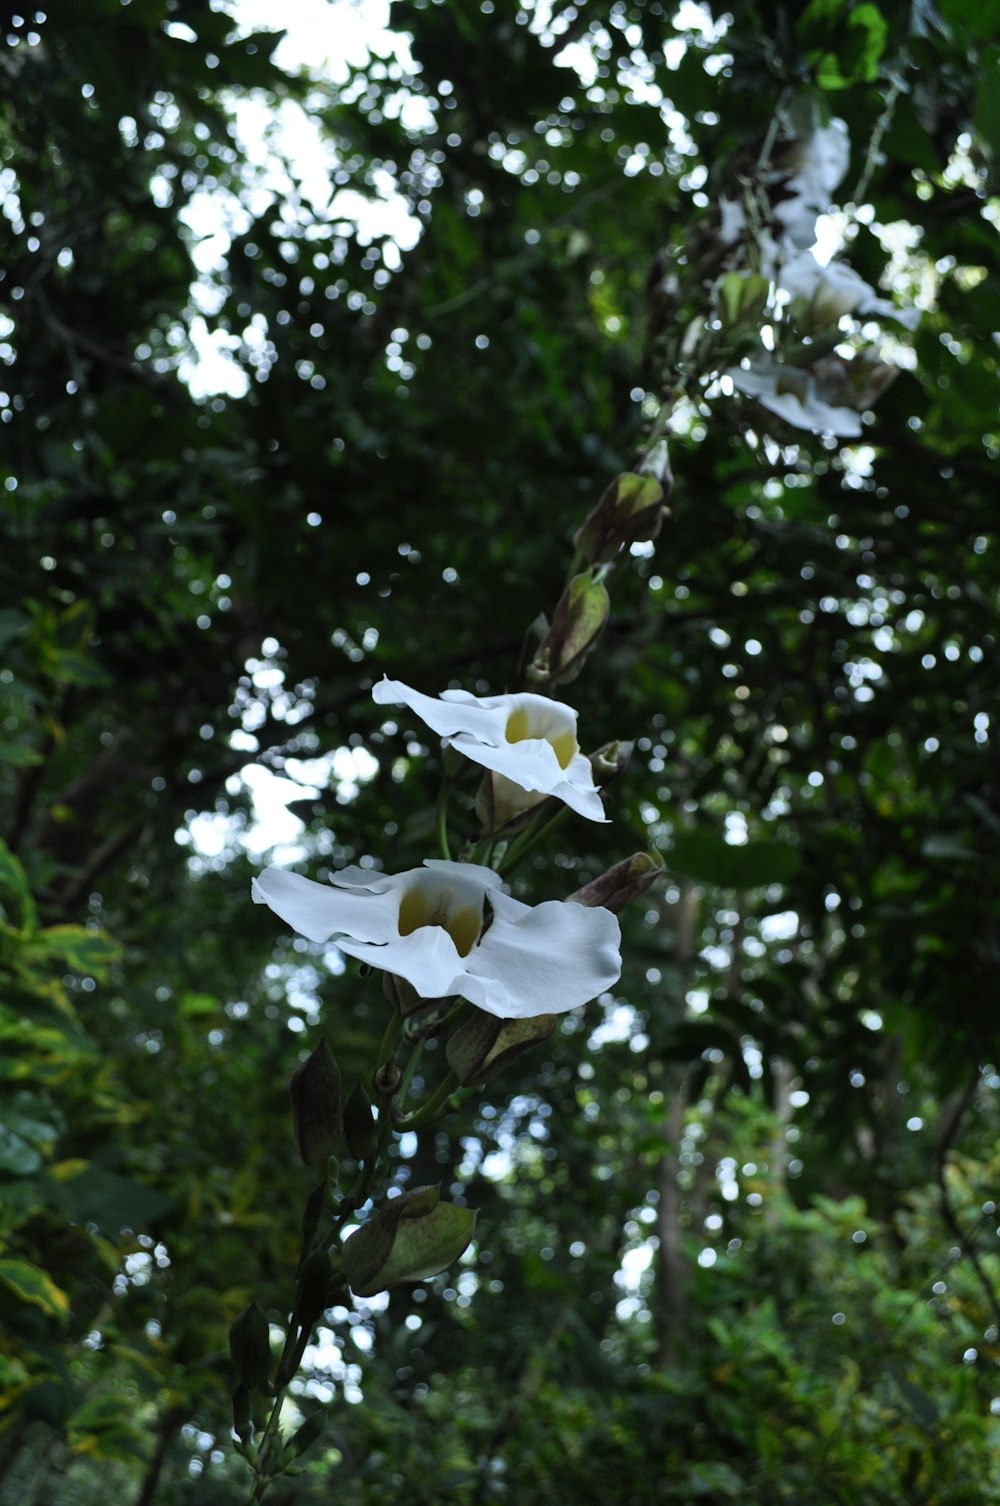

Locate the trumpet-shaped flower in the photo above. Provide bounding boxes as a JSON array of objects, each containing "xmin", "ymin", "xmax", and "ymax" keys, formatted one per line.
[
  {"xmin": 781, "ymin": 252, "xmax": 919, "ymax": 331},
  {"xmin": 772, "ymin": 119, "xmax": 851, "ymax": 249},
  {"xmin": 372, "ymin": 677, "xmax": 608, "ymax": 823},
  {"xmin": 252, "ymin": 858, "xmax": 621, "ymax": 1020},
  {"xmin": 726, "ymin": 359, "xmax": 863, "ymax": 438}
]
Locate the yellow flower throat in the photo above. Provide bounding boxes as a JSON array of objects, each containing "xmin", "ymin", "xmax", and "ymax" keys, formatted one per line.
[
  {"xmin": 397, "ymin": 887, "xmax": 481, "ymax": 956},
  {"xmin": 505, "ymin": 708, "xmax": 576, "ymax": 770}
]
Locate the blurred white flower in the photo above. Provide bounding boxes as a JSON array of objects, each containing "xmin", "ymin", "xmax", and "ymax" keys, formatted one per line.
[
  {"xmin": 252, "ymin": 858, "xmax": 622, "ymax": 1019},
  {"xmin": 727, "ymin": 359, "xmax": 863, "ymax": 438},
  {"xmin": 781, "ymin": 251, "xmax": 920, "ymax": 330},
  {"xmin": 774, "ymin": 120, "xmax": 850, "ymax": 249},
  {"xmin": 372, "ymin": 677, "xmax": 608, "ymax": 823}
]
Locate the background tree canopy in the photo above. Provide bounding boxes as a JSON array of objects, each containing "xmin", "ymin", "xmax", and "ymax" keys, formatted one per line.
[{"xmin": 1, "ymin": 0, "xmax": 999, "ymax": 1500}]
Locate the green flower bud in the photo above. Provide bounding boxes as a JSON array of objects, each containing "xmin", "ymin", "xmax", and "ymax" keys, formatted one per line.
[
  {"xmin": 574, "ymin": 471, "xmax": 670, "ymax": 566},
  {"xmin": 228, "ymin": 1302, "xmax": 272, "ymax": 1390},
  {"xmin": 590, "ymin": 739, "xmax": 634, "ymax": 784},
  {"xmin": 232, "ymin": 1382, "xmax": 254, "ymax": 1447},
  {"xmin": 343, "ymin": 1081, "xmax": 378, "ymax": 1161},
  {"xmin": 717, "ymin": 270, "xmax": 770, "ymax": 330},
  {"xmin": 569, "ymin": 851, "xmax": 665, "ymax": 915},
  {"xmin": 341, "ymin": 1185, "xmax": 477, "ymax": 1299},
  {"xmin": 446, "ymin": 1008, "xmax": 558, "ymax": 1087},
  {"xmin": 527, "ymin": 571, "xmax": 610, "ymax": 687},
  {"xmin": 289, "ymin": 1039, "xmax": 343, "ymax": 1166},
  {"xmin": 296, "ymin": 1247, "xmax": 333, "ymax": 1328},
  {"xmin": 290, "ymin": 1408, "xmax": 327, "ymax": 1459}
]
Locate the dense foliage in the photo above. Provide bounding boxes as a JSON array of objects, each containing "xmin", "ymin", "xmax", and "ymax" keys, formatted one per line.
[{"xmin": 1, "ymin": 0, "xmax": 999, "ymax": 1500}]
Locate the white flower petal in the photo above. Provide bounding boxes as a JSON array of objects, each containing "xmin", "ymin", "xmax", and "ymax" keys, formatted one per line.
[
  {"xmin": 727, "ymin": 364, "xmax": 863, "ymax": 438},
  {"xmin": 251, "ymin": 867, "xmax": 400, "ymax": 943},
  {"xmin": 372, "ymin": 678, "xmax": 608, "ymax": 822},
  {"xmin": 454, "ymin": 737, "xmax": 607, "ymax": 822},
  {"xmin": 339, "ymin": 926, "xmax": 470, "ymax": 1000},
  {"xmin": 253, "ymin": 859, "xmax": 622, "ymax": 1018},
  {"xmin": 373, "ymin": 677, "xmax": 507, "ymax": 745},
  {"xmin": 793, "ymin": 121, "xmax": 850, "ymax": 200},
  {"xmin": 464, "ymin": 890, "xmax": 622, "ymax": 1019},
  {"xmin": 855, "ymin": 294, "xmax": 921, "ymax": 329}
]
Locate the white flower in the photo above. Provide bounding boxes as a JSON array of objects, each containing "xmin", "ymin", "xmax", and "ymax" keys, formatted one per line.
[
  {"xmin": 774, "ymin": 120, "xmax": 850, "ymax": 250},
  {"xmin": 372, "ymin": 677, "xmax": 608, "ymax": 823},
  {"xmin": 784, "ymin": 120, "xmax": 850, "ymax": 203},
  {"xmin": 726, "ymin": 359, "xmax": 863, "ymax": 438},
  {"xmin": 781, "ymin": 252, "xmax": 919, "ymax": 330},
  {"xmin": 251, "ymin": 858, "xmax": 622, "ymax": 1020}
]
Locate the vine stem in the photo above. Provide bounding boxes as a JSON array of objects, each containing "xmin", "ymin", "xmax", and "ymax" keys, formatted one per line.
[
  {"xmin": 398, "ymin": 1070, "xmax": 460, "ymax": 1130},
  {"xmin": 375, "ymin": 1008, "xmax": 403, "ymax": 1072},
  {"xmin": 498, "ymin": 804, "xmax": 570, "ymax": 877},
  {"xmin": 436, "ymin": 777, "xmax": 452, "ymax": 860},
  {"xmin": 251, "ymin": 1161, "xmax": 330, "ymax": 1498}
]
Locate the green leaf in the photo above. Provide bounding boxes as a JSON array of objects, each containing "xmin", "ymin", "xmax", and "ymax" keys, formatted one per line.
[
  {"xmin": 939, "ymin": 0, "xmax": 1000, "ymax": 42},
  {"xmin": 51, "ymin": 1165, "xmax": 172, "ymax": 1233},
  {"xmin": 0, "ymin": 839, "xmax": 35, "ymax": 929},
  {"xmin": 342, "ymin": 1185, "xmax": 477, "ymax": 1297},
  {"xmin": 921, "ymin": 834, "xmax": 979, "ymax": 862},
  {"xmin": 0, "ymin": 1127, "xmax": 43, "ymax": 1176},
  {"xmin": 974, "ymin": 47, "xmax": 1000, "ymax": 159},
  {"xmin": 0, "ymin": 609, "xmax": 29, "ymax": 652},
  {"xmin": 668, "ymin": 832, "xmax": 800, "ymax": 888},
  {"xmin": 886, "ymin": 1364, "xmax": 941, "ymax": 1430},
  {"xmin": 0, "ymin": 1258, "xmax": 70, "ymax": 1320},
  {"xmin": 24, "ymin": 926, "xmax": 121, "ymax": 975},
  {"xmin": 0, "ymin": 1093, "xmax": 64, "ymax": 1175}
]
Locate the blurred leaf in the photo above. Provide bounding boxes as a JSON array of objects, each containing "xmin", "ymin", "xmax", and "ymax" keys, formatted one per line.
[
  {"xmin": 0, "ymin": 1258, "xmax": 70, "ymax": 1320},
  {"xmin": 668, "ymin": 832, "xmax": 800, "ymax": 888}
]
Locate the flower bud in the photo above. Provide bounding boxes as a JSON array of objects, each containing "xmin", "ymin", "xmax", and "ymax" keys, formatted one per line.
[
  {"xmin": 446, "ymin": 1008, "xmax": 557, "ymax": 1087},
  {"xmin": 475, "ymin": 769, "xmax": 555, "ymax": 837},
  {"xmin": 229, "ymin": 1302, "xmax": 272, "ymax": 1390},
  {"xmin": 295, "ymin": 1247, "xmax": 332, "ymax": 1328},
  {"xmin": 574, "ymin": 473, "xmax": 668, "ymax": 567},
  {"xmin": 382, "ymin": 970, "xmax": 441, "ymax": 1018},
  {"xmin": 569, "ymin": 851, "xmax": 665, "ymax": 915},
  {"xmin": 341, "ymin": 1184, "xmax": 477, "ymax": 1299},
  {"xmin": 527, "ymin": 572, "xmax": 609, "ymax": 686},
  {"xmin": 717, "ymin": 270, "xmax": 770, "ymax": 330},
  {"xmin": 441, "ymin": 743, "xmax": 470, "ymax": 780},
  {"xmin": 343, "ymin": 1081, "xmax": 378, "ymax": 1161},
  {"xmin": 289, "ymin": 1040, "xmax": 343, "ymax": 1166},
  {"xmin": 290, "ymin": 1408, "xmax": 327, "ymax": 1459},
  {"xmin": 589, "ymin": 740, "xmax": 633, "ymax": 785},
  {"xmin": 637, "ymin": 438, "xmax": 673, "ymax": 489},
  {"xmin": 232, "ymin": 1382, "xmax": 254, "ymax": 1446}
]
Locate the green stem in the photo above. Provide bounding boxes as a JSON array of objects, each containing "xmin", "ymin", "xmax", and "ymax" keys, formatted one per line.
[
  {"xmin": 430, "ymin": 997, "xmax": 470, "ymax": 1035},
  {"xmin": 375, "ymin": 1008, "xmax": 402, "ymax": 1072},
  {"xmin": 498, "ymin": 804, "xmax": 570, "ymax": 878},
  {"xmin": 396, "ymin": 1038, "xmax": 425, "ymax": 1109},
  {"xmin": 437, "ymin": 777, "xmax": 452, "ymax": 860},
  {"xmin": 398, "ymin": 1070, "xmax": 460, "ymax": 1130}
]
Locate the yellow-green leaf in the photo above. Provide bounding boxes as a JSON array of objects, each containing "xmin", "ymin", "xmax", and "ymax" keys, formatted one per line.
[{"xmin": 0, "ymin": 1258, "xmax": 70, "ymax": 1320}]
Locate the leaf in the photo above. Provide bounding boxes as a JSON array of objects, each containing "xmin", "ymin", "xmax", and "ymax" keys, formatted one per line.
[
  {"xmin": 974, "ymin": 46, "xmax": 1000, "ymax": 160},
  {"xmin": 0, "ymin": 609, "xmax": 29, "ymax": 652},
  {"xmin": 668, "ymin": 832, "xmax": 800, "ymax": 888},
  {"xmin": 0, "ymin": 1258, "xmax": 70, "ymax": 1320},
  {"xmin": 51, "ymin": 1165, "xmax": 172, "ymax": 1233},
  {"xmin": 24, "ymin": 926, "xmax": 121, "ymax": 975},
  {"xmin": 0, "ymin": 840, "xmax": 35, "ymax": 929},
  {"xmin": 921, "ymin": 834, "xmax": 979, "ymax": 862},
  {"xmin": 939, "ymin": 0, "xmax": 1000, "ymax": 42},
  {"xmin": 67, "ymin": 1393, "xmax": 148, "ymax": 1463},
  {"xmin": 0, "ymin": 1094, "xmax": 64, "ymax": 1174},
  {"xmin": 885, "ymin": 1364, "xmax": 941, "ymax": 1430},
  {"xmin": 0, "ymin": 1127, "xmax": 43, "ymax": 1177}
]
